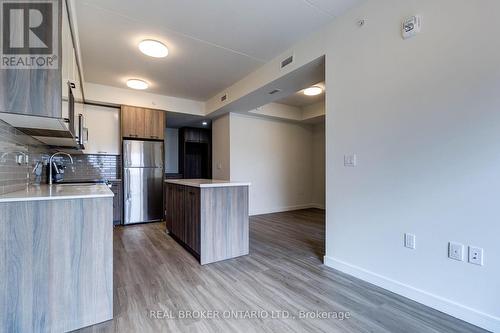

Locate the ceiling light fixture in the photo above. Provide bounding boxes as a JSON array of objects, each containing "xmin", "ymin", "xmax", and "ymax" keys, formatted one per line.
[
  {"xmin": 202, "ymin": 121, "xmax": 208, "ymax": 126},
  {"xmin": 303, "ymin": 86, "xmax": 323, "ymax": 96},
  {"xmin": 138, "ymin": 39, "xmax": 169, "ymax": 58},
  {"xmin": 126, "ymin": 79, "xmax": 149, "ymax": 90}
]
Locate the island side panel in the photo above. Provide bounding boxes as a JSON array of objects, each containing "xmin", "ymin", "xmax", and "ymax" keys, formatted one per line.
[
  {"xmin": 0, "ymin": 198, "xmax": 113, "ymax": 332},
  {"xmin": 200, "ymin": 186, "xmax": 249, "ymax": 265}
]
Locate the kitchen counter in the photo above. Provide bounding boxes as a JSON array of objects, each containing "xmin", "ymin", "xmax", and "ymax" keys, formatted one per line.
[
  {"xmin": 0, "ymin": 185, "xmax": 113, "ymax": 331},
  {"xmin": 165, "ymin": 178, "xmax": 251, "ymax": 188},
  {"xmin": 0, "ymin": 184, "xmax": 114, "ymax": 203}
]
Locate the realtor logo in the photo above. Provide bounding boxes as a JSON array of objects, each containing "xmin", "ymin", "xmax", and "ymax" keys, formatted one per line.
[{"xmin": 0, "ymin": 0, "xmax": 58, "ymax": 69}]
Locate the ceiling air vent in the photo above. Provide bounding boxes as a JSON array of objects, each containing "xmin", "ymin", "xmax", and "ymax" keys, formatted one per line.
[
  {"xmin": 268, "ymin": 89, "xmax": 281, "ymax": 95},
  {"xmin": 280, "ymin": 55, "xmax": 294, "ymax": 69},
  {"xmin": 220, "ymin": 93, "xmax": 228, "ymax": 102}
]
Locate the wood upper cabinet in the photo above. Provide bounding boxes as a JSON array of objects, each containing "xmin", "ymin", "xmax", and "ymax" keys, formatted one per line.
[
  {"xmin": 121, "ymin": 105, "xmax": 144, "ymax": 138},
  {"xmin": 121, "ymin": 106, "xmax": 164, "ymax": 140},
  {"xmin": 0, "ymin": 0, "xmax": 62, "ymax": 117},
  {"xmin": 144, "ymin": 109, "xmax": 165, "ymax": 140}
]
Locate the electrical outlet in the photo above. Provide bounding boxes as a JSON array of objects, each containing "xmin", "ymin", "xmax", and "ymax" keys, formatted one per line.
[
  {"xmin": 404, "ymin": 233, "xmax": 415, "ymax": 249},
  {"xmin": 448, "ymin": 242, "xmax": 464, "ymax": 261},
  {"xmin": 468, "ymin": 246, "xmax": 484, "ymax": 266}
]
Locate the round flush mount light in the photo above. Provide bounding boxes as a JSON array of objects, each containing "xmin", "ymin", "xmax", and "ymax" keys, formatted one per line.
[
  {"xmin": 138, "ymin": 39, "xmax": 169, "ymax": 58},
  {"xmin": 303, "ymin": 86, "xmax": 323, "ymax": 96},
  {"xmin": 126, "ymin": 79, "xmax": 149, "ymax": 90}
]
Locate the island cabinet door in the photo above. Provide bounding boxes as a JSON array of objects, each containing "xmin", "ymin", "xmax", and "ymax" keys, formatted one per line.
[
  {"xmin": 171, "ymin": 184, "xmax": 186, "ymax": 240},
  {"xmin": 184, "ymin": 187, "xmax": 201, "ymax": 254}
]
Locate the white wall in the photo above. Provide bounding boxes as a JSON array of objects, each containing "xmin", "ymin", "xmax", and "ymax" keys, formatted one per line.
[
  {"xmin": 249, "ymin": 103, "xmax": 303, "ymax": 121},
  {"xmin": 205, "ymin": 0, "xmax": 500, "ymax": 330},
  {"xmin": 84, "ymin": 83, "xmax": 205, "ymax": 115},
  {"xmin": 323, "ymin": 1, "xmax": 500, "ymax": 331},
  {"xmin": 165, "ymin": 128, "xmax": 178, "ymax": 173},
  {"xmin": 212, "ymin": 114, "xmax": 231, "ymax": 180},
  {"xmin": 302, "ymin": 100, "xmax": 325, "ymax": 121},
  {"xmin": 311, "ymin": 122, "xmax": 325, "ymax": 208},
  {"xmin": 228, "ymin": 113, "xmax": 317, "ymax": 215}
]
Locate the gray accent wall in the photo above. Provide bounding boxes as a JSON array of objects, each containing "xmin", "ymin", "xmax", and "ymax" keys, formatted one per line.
[{"xmin": 165, "ymin": 128, "xmax": 179, "ymax": 173}]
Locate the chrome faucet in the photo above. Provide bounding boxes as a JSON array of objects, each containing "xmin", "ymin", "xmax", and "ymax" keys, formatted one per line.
[{"xmin": 48, "ymin": 152, "xmax": 74, "ymax": 185}]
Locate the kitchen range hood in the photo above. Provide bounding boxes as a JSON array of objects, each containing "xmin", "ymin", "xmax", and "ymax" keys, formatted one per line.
[{"xmin": 0, "ymin": 101, "xmax": 86, "ymax": 150}]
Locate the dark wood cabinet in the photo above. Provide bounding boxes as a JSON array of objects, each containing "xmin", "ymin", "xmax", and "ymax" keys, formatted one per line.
[
  {"xmin": 168, "ymin": 184, "xmax": 186, "ymax": 241},
  {"xmin": 179, "ymin": 127, "xmax": 211, "ymax": 179},
  {"xmin": 184, "ymin": 187, "xmax": 200, "ymax": 254},
  {"xmin": 181, "ymin": 127, "xmax": 210, "ymax": 144},
  {"xmin": 109, "ymin": 181, "xmax": 122, "ymax": 224},
  {"xmin": 165, "ymin": 183, "xmax": 200, "ymax": 255},
  {"xmin": 199, "ymin": 130, "xmax": 210, "ymax": 144},
  {"xmin": 183, "ymin": 128, "xmax": 200, "ymax": 142}
]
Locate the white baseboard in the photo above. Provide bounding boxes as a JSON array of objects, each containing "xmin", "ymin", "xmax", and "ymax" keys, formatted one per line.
[
  {"xmin": 323, "ymin": 256, "xmax": 499, "ymax": 332},
  {"xmin": 250, "ymin": 204, "xmax": 319, "ymax": 216},
  {"xmin": 309, "ymin": 203, "xmax": 325, "ymax": 210}
]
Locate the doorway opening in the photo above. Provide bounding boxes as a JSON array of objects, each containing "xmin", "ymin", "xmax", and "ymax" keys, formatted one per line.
[{"xmin": 210, "ymin": 56, "xmax": 327, "ymax": 261}]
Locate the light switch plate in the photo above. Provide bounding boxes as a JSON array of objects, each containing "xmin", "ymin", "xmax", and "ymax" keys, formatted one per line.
[
  {"xmin": 404, "ymin": 233, "xmax": 416, "ymax": 249},
  {"xmin": 468, "ymin": 246, "xmax": 484, "ymax": 266},
  {"xmin": 448, "ymin": 242, "xmax": 464, "ymax": 261},
  {"xmin": 344, "ymin": 154, "xmax": 357, "ymax": 167}
]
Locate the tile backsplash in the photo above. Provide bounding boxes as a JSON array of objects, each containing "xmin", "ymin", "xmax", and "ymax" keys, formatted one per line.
[
  {"xmin": 0, "ymin": 119, "xmax": 48, "ymax": 195},
  {"xmin": 0, "ymin": 119, "xmax": 121, "ymax": 195},
  {"xmin": 63, "ymin": 154, "xmax": 121, "ymax": 181}
]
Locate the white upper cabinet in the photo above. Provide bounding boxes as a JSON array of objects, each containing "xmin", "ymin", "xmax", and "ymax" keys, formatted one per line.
[{"xmin": 82, "ymin": 104, "xmax": 120, "ymax": 155}]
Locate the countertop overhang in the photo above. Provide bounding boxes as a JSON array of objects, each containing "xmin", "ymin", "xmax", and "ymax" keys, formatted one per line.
[
  {"xmin": 0, "ymin": 184, "xmax": 114, "ymax": 203},
  {"xmin": 165, "ymin": 179, "xmax": 251, "ymax": 188}
]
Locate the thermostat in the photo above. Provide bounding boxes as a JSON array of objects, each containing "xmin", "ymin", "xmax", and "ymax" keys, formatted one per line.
[{"xmin": 402, "ymin": 15, "xmax": 422, "ymax": 39}]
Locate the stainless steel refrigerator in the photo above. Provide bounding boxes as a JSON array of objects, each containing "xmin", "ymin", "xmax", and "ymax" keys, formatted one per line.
[{"xmin": 123, "ymin": 140, "xmax": 164, "ymax": 224}]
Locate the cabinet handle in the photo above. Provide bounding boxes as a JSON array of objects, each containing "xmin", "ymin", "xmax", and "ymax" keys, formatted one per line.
[
  {"xmin": 151, "ymin": 136, "xmax": 159, "ymax": 139},
  {"xmin": 129, "ymin": 134, "xmax": 138, "ymax": 138},
  {"xmin": 98, "ymin": 151, "xmax": 108, "ymax": 154}
]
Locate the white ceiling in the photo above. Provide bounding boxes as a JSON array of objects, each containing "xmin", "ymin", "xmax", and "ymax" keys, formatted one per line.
[
  {"xmin": 75, "ymin": 0, "xmax": 361, "ymax": 101},
  {"xmin": 277, "ymin": 82, "xmax": 325, "ymax": 107}
]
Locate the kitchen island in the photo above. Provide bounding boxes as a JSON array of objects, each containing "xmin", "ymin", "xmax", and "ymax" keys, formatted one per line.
[
  {"xmin": 0, "ymin": 184, "xmax": 114, "ymax": 332},
  {"xmin": 165, "ymin": 179, "xmax": 250, "ymax": 265}
]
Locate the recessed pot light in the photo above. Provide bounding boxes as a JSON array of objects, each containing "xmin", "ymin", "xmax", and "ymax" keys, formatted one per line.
[
  {"xmin": 303, "ymin": 86, "xmax": 323, "ymax": 96},
  {"xmin": 126, "ymin": 79, "xmax": 149, "ymax": 90},
  {"xmin": 138, "ymin": 40, "xmax": 169, "ymax": 58}
]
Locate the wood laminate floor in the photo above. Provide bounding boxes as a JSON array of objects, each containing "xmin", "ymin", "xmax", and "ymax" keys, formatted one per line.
[{"xmin": 77, "ymin": 209, "xmax": 487, "ymax": 333}]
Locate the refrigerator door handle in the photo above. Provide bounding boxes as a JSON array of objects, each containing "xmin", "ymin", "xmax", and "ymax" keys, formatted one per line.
[{"xmin": 126, "ymin": 169, "xmax": 131, "ymax": 201}]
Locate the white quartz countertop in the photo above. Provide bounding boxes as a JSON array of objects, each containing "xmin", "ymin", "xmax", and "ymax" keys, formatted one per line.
[
  {"xmin": 0, "ymin": 184, "xmax": 114, "ymax": 203},
  {"xmin": 165, "ymin": 179, "xmax": 251, "ymax": 188}
]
